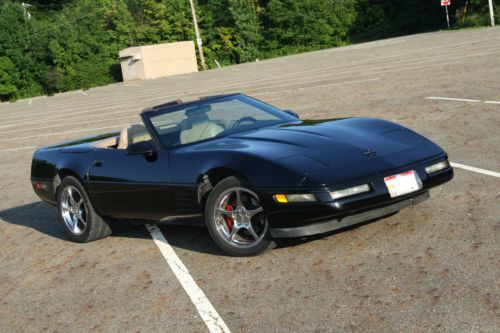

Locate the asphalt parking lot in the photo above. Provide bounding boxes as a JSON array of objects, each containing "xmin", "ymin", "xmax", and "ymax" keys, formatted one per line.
[{"xmin": 0, "ymin": 27, "xmax": 499, "ymax": 333}]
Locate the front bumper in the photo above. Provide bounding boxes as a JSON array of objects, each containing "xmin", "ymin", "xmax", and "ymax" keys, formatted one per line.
[
  {"xmin": 269, "ymin": 191, "xmax": 429, "ymax": 238},
  {"xmin": 255, "ymin": 158, "xmax": 453, "ymax": 238}
]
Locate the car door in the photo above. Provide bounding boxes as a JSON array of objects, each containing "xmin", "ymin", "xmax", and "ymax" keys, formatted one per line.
[{"xmin": 87, "ymin": 147, "xmax": 174, "ymax": 220}]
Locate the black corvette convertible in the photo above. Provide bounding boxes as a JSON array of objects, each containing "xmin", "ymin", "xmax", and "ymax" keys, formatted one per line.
[{"xmin": 31, "ymin": 93, "xmax": 453, "ymax": 256}]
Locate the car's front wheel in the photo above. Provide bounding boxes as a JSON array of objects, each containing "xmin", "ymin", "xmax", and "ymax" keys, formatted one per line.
[
  {"xmin": 57, "ymin": 176, "xmax": 112, "ymax": 242},
  {"xmin": 205, "ymin": 176, "xmax": 275, "ymax": 256}
]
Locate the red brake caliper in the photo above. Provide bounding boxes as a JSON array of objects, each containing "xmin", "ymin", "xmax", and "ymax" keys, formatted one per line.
[{"xmin": 225, "ymin": 204, "xmax": 234, "ymax": 230}]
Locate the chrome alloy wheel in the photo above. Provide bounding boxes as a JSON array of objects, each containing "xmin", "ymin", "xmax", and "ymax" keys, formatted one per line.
[
  {"xmin": 60, "ymin": 185, "xmax": 88, "ymax": 235},
  {"xmin": 214, "ymin": 187, "xmax": 267, "ymax": 247}
]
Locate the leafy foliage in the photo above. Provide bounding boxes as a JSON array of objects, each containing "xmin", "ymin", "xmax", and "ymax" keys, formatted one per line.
[
  {"xmin": 453, "ymin": 0, "xmax": 500, "ymax": 28},
  {"xmin": 0, "ymin": 0, "xmax": 497, "ymax": 101}
]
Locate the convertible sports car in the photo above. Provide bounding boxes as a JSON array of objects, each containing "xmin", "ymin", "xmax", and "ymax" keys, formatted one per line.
[{"xmin": 31, "ymin": 93, "xmax": 453, "ymax": 256}]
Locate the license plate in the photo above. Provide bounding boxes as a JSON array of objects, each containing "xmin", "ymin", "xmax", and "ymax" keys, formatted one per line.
[{"xmin": 384, "ymin": 170, "xmax": 422, "ymax": 198}]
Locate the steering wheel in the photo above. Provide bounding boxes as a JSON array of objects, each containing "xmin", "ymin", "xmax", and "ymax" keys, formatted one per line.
[{"xmin": 233, "ymin": 116, "xmax": 258, "ymax": 128}]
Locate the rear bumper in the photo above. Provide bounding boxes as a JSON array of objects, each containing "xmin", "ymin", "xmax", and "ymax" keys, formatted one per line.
[
  {"xmin": 31, "ymin": 178, "xmax": 58, "ymax": 206},
  {"xmin": 270, "ymin": 191, "xmax": 429, "ymax": 238}
]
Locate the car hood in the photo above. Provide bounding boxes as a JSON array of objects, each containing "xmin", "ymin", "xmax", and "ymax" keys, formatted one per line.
[{"xmin": 224, "ymin": 118, "xmax": 444, "ymax": 185}]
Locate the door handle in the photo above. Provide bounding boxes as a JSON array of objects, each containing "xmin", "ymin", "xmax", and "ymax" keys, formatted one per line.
[{"xmin": 92, "ymin": 160, "xmax": 103, "ymax": 167}]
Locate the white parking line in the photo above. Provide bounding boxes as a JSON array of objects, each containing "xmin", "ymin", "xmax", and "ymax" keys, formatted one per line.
[
  {"xmin": 426, "ymin": 97, "xmax": 481, "ymax": 103},
  {"xmin": 426, "ymin": 97, "xmax": 500, "ymax": 105},
  {"xmin": 0, "ymin": 115, "xmax": 139, "ymax": 135},
  {"xmin": 0, "ymin": 146, "xmax": 35, "ymax": 153},
  {"xmin": 253, "ymin": 77, "xmax": 381, "ymax": 96},
  {"xmin": 2, "ymin": 42, "xmax": 496, "ymax": 119},
  {"xmin": 5, "ymin": 40, "xmax": 497, "ymax": 117},
  {"xmin": 0, "ymin": 124, "xmax": 131, "ymax": 142},
  {"xmin": 451, "ymin": 162, "xmax": 500, "ymax": 178},
  {"xmin": 145, "ymin": 224, "xmax": 231, "ymax": 333},
  {"xmin": 1, "ymin": 108, "xmax": 140, "ymax": 129},
  {"xmin": 2, "ymin": 103, "xmax": 127, "ymax": 121}
]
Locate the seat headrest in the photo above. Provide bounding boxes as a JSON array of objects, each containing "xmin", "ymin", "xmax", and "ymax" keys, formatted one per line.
[
  {"xmin": 185, "ymin": 104, "xmax": 211, "ymax": 117},
  {"xmin": 117, "ymin": 124, "xmax": 148, "ymax": 149}
]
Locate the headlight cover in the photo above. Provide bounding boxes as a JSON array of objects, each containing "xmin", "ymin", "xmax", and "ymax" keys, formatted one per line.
[
  {"xmin": 273, "ymin": 193, "xmax": 317, "ymax": 203},
  {"xmin": 330, "ymin": 184, "xmax": 371, "ymax": 200},
  {"xmin": 425, "ymin": 160, "xmax": 450, "ymax": 174}
]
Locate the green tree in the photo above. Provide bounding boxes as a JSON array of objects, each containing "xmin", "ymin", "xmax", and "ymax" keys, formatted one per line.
[
  {"xmin": 44, "ymin": 1, "xmax": 116, "ymax": 91},
  {"xmin": 262, "ymin": 0, "xmax": 355, "ymax": 56},
  {"xmin": 164, "ymin": 0, "xmax": 194, "ymax": 42},
  {"xmin": 127, "ymin": 0, "xmax": 171, "ymax": 43},
  {"xmin": 455, "ymin": 0, "xmax": 500, "ymax": 28},
  {"xmin": 0, "ymin": 1, "xmax": 48, "ymax": 100},
  {"xmin": 199, "ymin": 0, "xmax": 240, "ymax": 67},
  {"xmin": 228, "ymin": 0, "xmax": 261, "ymax": 62},
  {"xmin": 1, "ymin": 0, "xmax": 498, "ymax": 102},
  {"xmin": 0, "ymin": 56, "xmax": 19, "ymax": 101}
]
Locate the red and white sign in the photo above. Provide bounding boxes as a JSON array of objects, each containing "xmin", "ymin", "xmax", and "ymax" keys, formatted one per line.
[
  {"xmin": 384, "ymin": 170, "xmax": 422, "ymax": 198},
  {"xmin": 441, "ymin": 0, "xmax": 451, "ymax": 6}
]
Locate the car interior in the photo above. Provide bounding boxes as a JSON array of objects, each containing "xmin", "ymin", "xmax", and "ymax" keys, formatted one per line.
[
  {"xmin": 89, "ymin": 124, "xmax": 151, "ymax": 150},
  {"xmin": 179, "ymin": 105, "xmax": 224, "ymax": 144},
  {"xmin": 89, "ymin": 105, "xmax": 225, "ymax": 150},
  {"xmin": 147, "ymin": 103, "xmax": 241, "ymax": 148},
  {"xmin": 89, "ymin": 98, "xmax": 278, "ymax": 150}
]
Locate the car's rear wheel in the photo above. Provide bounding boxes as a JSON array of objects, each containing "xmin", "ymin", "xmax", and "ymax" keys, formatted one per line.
[
  {"xmin": 205, "ymin": 176, "xmax": 275, "ymax": 256},
  {"xmin": 57, "ymin": 176, "xmax": 111, "ymax": 242}
]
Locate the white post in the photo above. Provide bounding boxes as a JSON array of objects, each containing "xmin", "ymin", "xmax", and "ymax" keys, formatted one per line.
[
  {"xmin": 488, "ymin": 0, "xmax": 495, "ymax": 27},
  {"xmin": 445, "ymin": 5, "xmax": 450, "ymax": 29}
]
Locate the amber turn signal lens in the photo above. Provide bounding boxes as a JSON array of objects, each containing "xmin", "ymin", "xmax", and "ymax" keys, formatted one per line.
[{"xmin": 274, "ymin": 194, "xmax": 288, "ymax": 203}]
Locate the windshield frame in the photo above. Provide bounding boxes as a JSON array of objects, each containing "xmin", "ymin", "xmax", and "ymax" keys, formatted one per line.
[{"xmin": 141, "ymin": 93, "xmax": 299, "ymax": 151}]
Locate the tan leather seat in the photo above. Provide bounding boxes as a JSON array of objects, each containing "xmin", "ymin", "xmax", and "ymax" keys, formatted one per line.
[
  {"xmin": 117, "ymin": 124, "xmax": 151, "ymax": 149},
  {"xmin": 92, "ymin": 136, "xmax": 119, "ymax": 148},
  {"xmin": 179, "ymin": 113, "xmax": 223, "ymax": 145}
]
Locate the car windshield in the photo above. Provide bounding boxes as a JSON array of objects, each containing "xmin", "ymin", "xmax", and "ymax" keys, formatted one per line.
[{"xmin": 144, "ymin": 94, "xmax": 298, "ymax": 148}]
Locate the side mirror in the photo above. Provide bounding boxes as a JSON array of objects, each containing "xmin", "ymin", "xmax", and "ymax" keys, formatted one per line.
[
  {"xmin": 126, "ymin": 141, "xmax": 155, "ymax": 156},
  {"xmin": 283, "ymin": 109, "xmax": 300, "ymax": 119}
]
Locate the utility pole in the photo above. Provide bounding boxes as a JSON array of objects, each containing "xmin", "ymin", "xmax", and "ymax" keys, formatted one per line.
[
  {"xmin": 188, "ymin": 0, "xmax": 206, "ymax": 70},
  {"xmin": 488, "ymin": 0, "xmax": 495, "ymax": 27},
  {"xmin": 21, "ymin": 2, "xmax": 32, "ymax": 42}
]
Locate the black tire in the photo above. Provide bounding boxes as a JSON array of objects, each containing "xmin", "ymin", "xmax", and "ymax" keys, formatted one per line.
[
  {"xmin": 57, "ymin": 176, "xmax": 112, "ymax": 242},
  {"xmin": 205, "ymin": 176, "xmax": 275, "ymax": 256}
]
